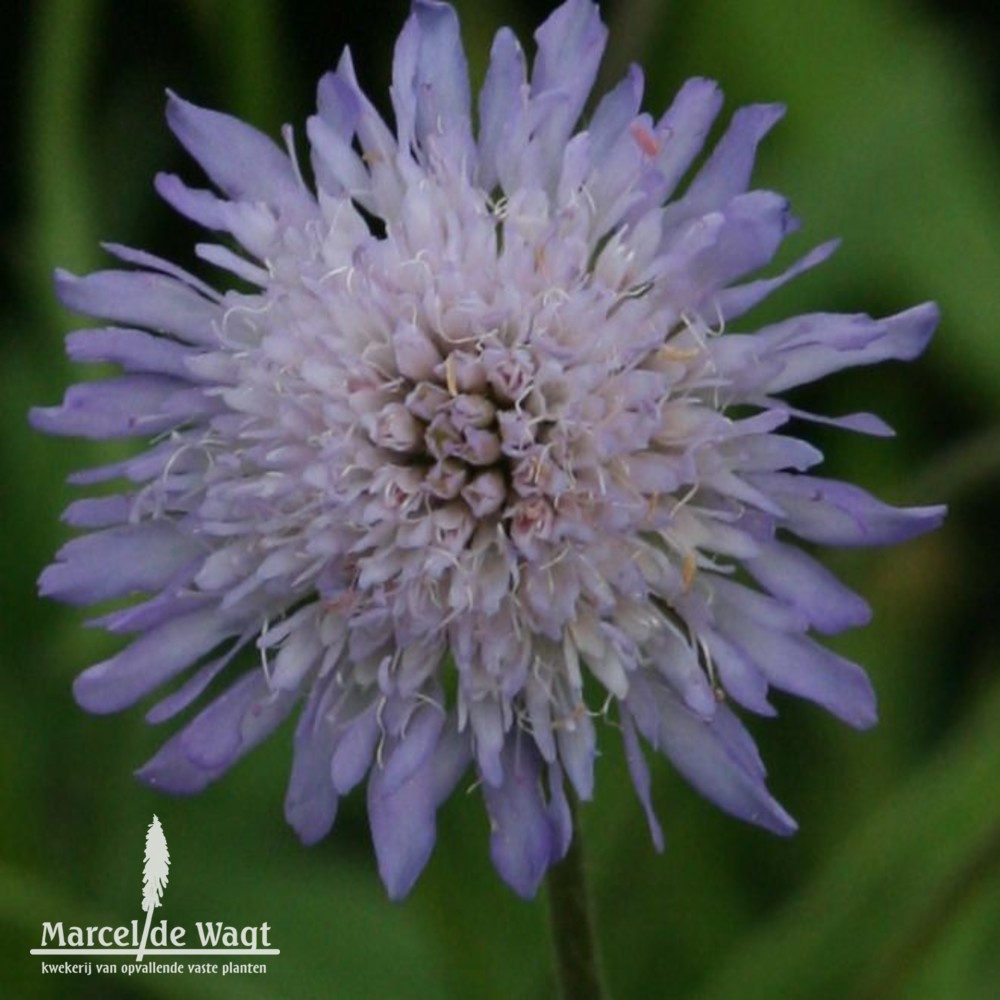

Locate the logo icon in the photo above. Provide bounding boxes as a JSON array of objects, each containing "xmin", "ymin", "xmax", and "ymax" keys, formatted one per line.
[
  {"xmin": 137, "ymin": 815, "xmax": 170, "ymax": 961},
  {"xmin": 31, "ymin": 815, "xmax": 279, "ymax": 978}
]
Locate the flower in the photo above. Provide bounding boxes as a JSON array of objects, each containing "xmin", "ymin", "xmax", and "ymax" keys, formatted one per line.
[{"xmin": 33, "ymin": 0, "xmax": 944, "ymax": 899}]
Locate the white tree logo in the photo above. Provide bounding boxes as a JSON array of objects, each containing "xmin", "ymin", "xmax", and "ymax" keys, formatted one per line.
[{"xmin": 136, "ymin": 815, "xmax": 170, "ymax": 961}]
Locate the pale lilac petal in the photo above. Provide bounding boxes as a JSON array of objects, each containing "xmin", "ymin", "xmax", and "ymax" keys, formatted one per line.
[
  {"xmin": 73, "ymin": 608, "xmax": 240, "ymax": 713},
  {"xmin": 662, "ymin": 103, "xmax": 785, "ymax": 229},
  {"xmin": 285, "ymin": 682, "xmax": 340, "ymax": 844},
  {"xmin": 65, "ymin": 327, "xmax": 201, "ymax": 380},
  {"xmin": 329, "ymin": 50, "xmax": 406, "ymax": 210},
  {"xmin": 54, "ymin": 268, "xmax": 219, "ymax": 345},
  {"xmin": 587, "ymin": 65, "xmax": 644, "ymax": 163},
  {"xmin": 155, "ymin": 173, "xmax": 281, "ymax": 254},
  {"xmin": 546, "ymin": 762, "xmax": 573, "ymax": 863},
  {"xmin": 482, "ymin": 737, "xmax": 558, "ymax": 898},
  {"xmin": 771, "ymin": 404, "xmax": 896, "ymax": 438},
  {"xmin": 367, "ymin": 709, "xmax": 469, "ymax": 899},
  {"xmin": 715, "ymin": 600, "xmax": 877, "ymax": 728},
  {"xmin": 714, "ymin": 240, "xmax": 840, "ymax": 321},
  {"xmin": 61, "ymin": 496, "xmax": 131, "ymax": 528},
  {"xmin": 752, "ymin": 474, "xmax": 947, "ymax": 547},
  {"xmin": 655, "ymin": 77, "xmax": 724, "ymax": 198},
  {"xmin": 621, "ymin": 709, "xmax": 664, "ymax": 850},
  {"xmin": 748, "ymin": 305, "xmax": 941, "ymax": 394},
  {"xmin": 145, "ymin": 631, "xmax": 253, "ymax": 724},
  {"xmin": 30, "ymin": 376, "xmax": 193, "ymax": 439},
  {"xmin": 102, "ymin": 242, "xmax": 220, "ymax": 299},
  {"xmin": 627, "ymin": 674, "xmax": 797, "ymax": 835},
  {"xmin": 368, "ymin": 740, "xmax": 439, "ymax": 899},
  {"xmin": 166, "ymin": 92, "xmax": 314, "ymax": 219},
  {"xmin": 702, "ymin": 629, "xmax": 777, "ymax": 717},
  {"xmin": 39, "ymin": 523, "xmax": 202, "ymax": 605},
  {"xmin": 745, "ymin": 540, "xmax": 871, "ymax": 634},
  {"xmin": 476, "ymin": 28, "xmax": 527, "ymax": 193},
  {"xmin": 404, "ymin": 1, "xmax": 474, "ymax": 167},
  {"xmin": 657, "ymin": 192, "xmax": 794, "ymax": 313},
  {"xmin": 306, "ymin": 111, "xmax": 371, "ymax": 201},
  {"xmin": 315, "ymin": 69, "xmax": 361, "ymax": 140},
  {"xmin": 137, "ymin": 671, "xmax": 298, "ymax": 793},
  {"xmin": 67, "ymin": 439, "xmax": 174, "ymax": 486},
  {"xmin": 91, "ymin": 591, "xmax": 208, "ymax": 636},
  {"xmin": 555, "ymin": 711, "xmax": 596, "ymax": 799},
  {"xmin": 378, "ymin": 700, "xmax": 446, "ymax": 795},
  {"xmin": 531, "ymin": 0, "xmax": 607, "ymax": 153},
  {"xmin": 330, "ymin": 704, "xmax": 380, "ymax": 794}
]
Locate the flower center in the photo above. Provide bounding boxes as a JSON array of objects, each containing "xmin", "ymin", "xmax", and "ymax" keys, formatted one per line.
[{"xmin": 358, "ymin": 337, "xmax": 567, "ymax": 565}]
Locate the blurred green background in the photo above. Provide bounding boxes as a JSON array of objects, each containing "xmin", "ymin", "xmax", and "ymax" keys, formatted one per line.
[{"xmin": 2, "ymin": 1, "xmax": 998, "ymax": 997}]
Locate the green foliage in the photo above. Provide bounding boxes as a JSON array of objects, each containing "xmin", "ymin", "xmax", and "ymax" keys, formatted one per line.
[{"xmin": 2, "ymin": 1, "xmax": 997, "ymax": 997}]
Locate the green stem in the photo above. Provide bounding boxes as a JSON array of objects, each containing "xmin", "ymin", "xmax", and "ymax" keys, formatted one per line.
[{"xmin": 546, "ymin": 809, "xmax": 607, "ymax": 1000}]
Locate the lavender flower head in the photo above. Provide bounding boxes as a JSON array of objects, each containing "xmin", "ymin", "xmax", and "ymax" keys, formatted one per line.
[{"xmin": 34, "ymin": 0, "xmax": 944, "ymax": 898}]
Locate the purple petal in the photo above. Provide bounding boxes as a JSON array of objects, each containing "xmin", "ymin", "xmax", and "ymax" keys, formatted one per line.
[
  {"xmin": 166, "ymin": 92, "xmax": 314, "ymax": 219},
  {"xmin": 137, "ymin": 671, "xmax": 298, "ymax": 793},
  {"xmin": 379, "ymin": 700, "xmax": 446, "ymax": 795},
  {"xmin": 531, "ymin": 0, "xmax": 607, "ymax": 153},
  {"xmin": 714, "ymin": 601, "xmax": 877, "ymax": 728},
  {"xmin": 285, "ymin": 681, "xmax": 340, "ymax": 845},
  {"xmin": 620, "ymin": 709, "xmax": 664, "ymax": 850},
  {"xmin": 31, "ymin": 375, "xmax": 193, "ymax": 439},
  {"xmin": 476, "ymin": 28, "xmax": 527, "ymax": 192},
  {"xmin": 654, "ymin": 77, "xmax": 724, "ymax": 199},
  {"xmin": 702, "ymin": 629, "xmax": 776, "ymax": 717},
  {"xmin": 752, "ymin": 473, "xmax": 947, "ymax": 547},
  {"xmin": 367, "ymin": 709, "xmax": 469, "ymax": 899},
  {"xmin": 145, "ymin": 631, "xmax": 253, "ymax": 724},
  {"xmin": 546, "ymin": 762, "xmax": 573, "ymax": 864},
  {"xmin": 38, "ymin": 523, "xmax": 202, "ymax": 605},
  {"xmin": 73, "ymin": 607, "xmax": 239, "ymax": 713},
  {"xmin": 481, "ymin": 736, "xmax": 558, "ymax": 898},
  {"xmin": 330, "ymin": 703, "xmax": 380, "ymax": 794},
  {"xmin": 662, "ymin": 103, "xmax": 785, "ymax": 229},
  {"xmin": 61, "ymin": 496, "xmax": 132, "ymax": 528},
  {"xmin": 658, "ymin": 192, "xmax": 794, "ymax": 312},
  {"xmin": 748, "ymin": 306, "xmax": 940, "ymax": 394},
  {"xmin": 395, "ymin": 1, "xmax": 474, "ymax": 167},
  {"xmin": 555, "ymin": 711, "xmax": 596, "ymax": 800},
  {"xmin": 155, "ymin": 172, "xmax": 282, "ymax": 255},
  {"xmin": 587, "ymin": 65, "xmax": 644, "ymax": 163},
  {"xmin": 627, "ymin": 673, "xmax": 796, "ymax": 835},
  {"xmin": 66, "ymin": 327, "xmax": 201, "ymax": 380},
  {"xmin": 745, "ymin": 540, "xmax": 871, "ymax": 634},
  {"xmin": 101, "ymin": 242, "xmax": 220, "ymax": 299},
  {"xmin": 715, "ymin": 239, "xmax": 840, "ymax": 322},
  {"xmin": 54, "ymin": 268, "xmax": 219, "ymax": 346}
]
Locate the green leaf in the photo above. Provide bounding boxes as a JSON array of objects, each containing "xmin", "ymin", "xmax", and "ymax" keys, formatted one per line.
[{"xmin": 690, "ymin": 668, "xmax": 1000, "ymax": 1000}]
